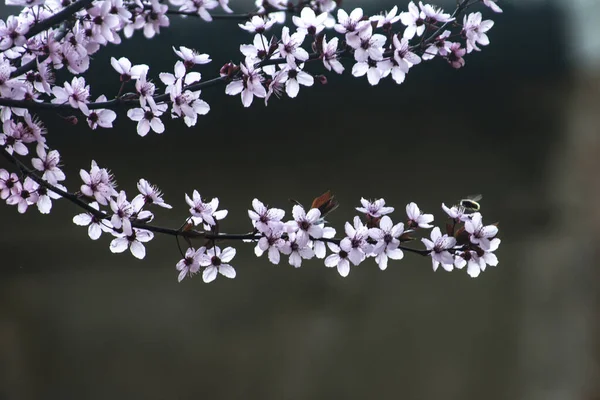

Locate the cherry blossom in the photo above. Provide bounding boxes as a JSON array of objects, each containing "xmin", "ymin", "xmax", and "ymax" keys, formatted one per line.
[
  {"xmin": 110, "ymin": 225, "xmax": 154, "ymax": 259},
  {"xmin": 254, "ymin": 226, "xmax": 285, "ymax": 264},
  {"xmin": 201, "ymin": 246, "xmax": 236, "ymax": 283},
  {"xmin": 400, "ymin": 1, "xmax": 426, "ymax": 39},
  {"xmin": 110, "ymin": 57, "xmax": 149, "ymax": 81},
  {"xmin": 31, "ymin": 145, "xmax": 65, "ymax": 185},
  {"xmin": 483, "ymin": 0, "xmax": 503, "ymax": 13},
  {"xmin": 421, "ymin": 227, "xmax": 456, "ymax": 272},
  {"xmin": 248, "ymin": 198, "xmax": 285, "ymax": 233},
  {"xmin": 176, "ymin": 247, "xmax": 206, "ymax": 282},
  {"xmin": 321, "ymin": 36, "xmax": 344, "ymax": 74},
  {"xmin": 51, "ymin": 77, "xmax": 90, "ymax": 114},
  {"xmin": 406, "ymin": 202, "xmax": 434, "ymax": 229},
  {"xmin": 127, "ymin": 104, "xmax": 167, "ymax": 136},
  {"xmin": 279, "ymin": 232, "xmax": 315, "ymax": 267},
  {"xmin": 340, "ymin": 216, "xmax": 372, "ymax": 265},
  {"xmin": 292, "ymin": 7, "xmax": 328, "ymax": 36},
  {"xmin": 286, "ymin": 204, "xmax": 323, "ymax": 246},
  {"xmin": 324, "ymin": 242, "xmax": 351, "ymax": 277},
  {"xmin": 6, "ymin": 176, "xmax": 38, "ymax": 213},
  {"xmin": 135, "ymin": 179, "xmax": 171, "ymax": 209},
  {"xmin": 72, "ymin": 202, "xmax": 112, "ymax": 240},
  {"xmin": 462, "ymin": 12, "xmax": 494, "ymax": 53},
  {"xmin": 368, "ymin": 216, "xmax": 405, "ymax": 270},
  {"xmin": 225, "ymin": 60, "xmax": 266, "ymax": 107}
]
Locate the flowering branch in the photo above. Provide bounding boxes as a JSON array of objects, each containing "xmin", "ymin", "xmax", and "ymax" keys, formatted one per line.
[{"xmin": 0, "ymin": 0, "xmax": 503, "ymax": 282}]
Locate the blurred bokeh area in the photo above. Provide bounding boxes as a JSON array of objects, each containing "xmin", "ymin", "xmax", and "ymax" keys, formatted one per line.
[{"xmin": 1, "ymin": 0, "xmax": 599, "ymax": 399}]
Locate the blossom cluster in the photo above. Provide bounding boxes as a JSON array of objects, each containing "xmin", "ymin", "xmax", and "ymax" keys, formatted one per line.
[{"xmin": 0, "ymin": 0, "xmax": 504, "ymax": 280}]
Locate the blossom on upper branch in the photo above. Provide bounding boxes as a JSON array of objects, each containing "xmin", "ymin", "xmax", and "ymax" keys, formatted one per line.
[
  {"xmin": 239, "ymin": 15, "xmax": 276, "ymax": 34},
  {"xmin": 406, "ymin": 202, "xmax": 434, "ymax": 228},
  {"xmin": 334, "ymin": 8, "xmax": 368, "ymax": 36},
  {"xmin": 340, "ymin": 216, "xmax": 372, "ymax": 265},
  {"xmin": 483, "ymin": 0, "xmax": 503, "ymax": 13},
  {"xmin": 346, "ymin": 25, "xmax": 386, "ymax": 62},
  {"xmin": 399, "ymin": 1, "xmax": 425, "ymax": 39},
  {"xmin": 356, "ymin": 198, "xmax": 394, "ymax": 218},
  {"xmin": 248, "ymin": 198, "xmax": 285, "ymax": 233},
  {"xmin": 135, "ymin": 179, "xmax": 171, "ymax": 209},
  {"xmin": 185, "ymin": 190, "xmax": 227, "ymax": 226},
  {"xmin": 280, "ymin": 66, "xmax": 313, "ymax": 98},
  {"xmin": 293, "ymin": 7, "xmax": 328, "ymax": 36},
  {"xmin": 84, "ymin": 95, "xmax": 117, "ymax": 130},
  {"xmin": 370, "ymin": 5, "xmax": 401, "ymax": 30},
  {"xmin": 173, "ymin": 46, "xmax": 211, "ymax": 67},
  {"xmin": 255, "ymin": 225, "xmax": 286, "ymax": 264},
  {"xmin": 368, "ymin": 216, "xmax": 405, "ymax": 270},
  {"xmin": 419, "ymin": 2, "xmax": 454, "ymax": 24},
  {"xmin": 278, "ymin": 26, "xmax": 308, "ymax": 68},
  {"xmin": 286, "ymin": 204, "xmax": 323, "ymax": 246},
  {"xmin": 0, "ymin": 16, "xmax": 28, "ymax": 50},
  {"xmin": 110, "ymin": 57, "xmax": 149, "ymax": 81},
  {"xmin": 462, "ymin": 12, "xmax": 494, "ymax": 53}
]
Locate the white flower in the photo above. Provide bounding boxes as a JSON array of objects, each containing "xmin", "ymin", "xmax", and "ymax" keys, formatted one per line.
[
  {"xmin": 324, "ymin": 242, "xmax": 351, "ymax": 277},
  {"xmin": 134, "ymin": 178, "xmax": 171, "ymax": 209},
  {"xmin": 464, "ymin": 212, "xmax": 498, "ymax": 251},
  {"xmin": 254, "ymin": 226, "xmax": 285, "ymax": 264},
  {"xmin": 356, "ymin": 197, "xmax": 394, "ymax": 218},
  {"xmin": 168, "ymin": 82, "xmax": 210, "ymax": 127},
  {"xmin": 483, "ymin": 0, "xmax": 502, "ymax": 13},
  {"xmin": 51, "ymin": 76, "xmax": 90, "ymax": 114},
  {"xmin": 35, "ymin": 183, "xmax": 63, "ymax": 214},
  {"xmin": 0, "ymin": 170, "xmax": 21, "ymax": 200},
  {"xmin": 79, "ymin": 160, "xmax": 118, "ymax": 206},
  {"xmin": 279, "ymin": 232, "xmax": 314, "ymax": 267},
  {"xmin": 73, "ymin": 202, "xmax": 113, "ymax": 240},
  {"xmin": 370, "ymin": 5, "xmax": 401, "ymax": 29},
  {"xmin": 0, "ymin": 126, "xmax": 28, "ymax": 156},
  {"xmin": 368, "ymin": 216, "xmax": 404, "ymax": 270},
  {"xmin": 0, "ymin": 16, "xmax": 28, "ymax": 50},
  {"xmin": 455, "ymin": 238, "xmax": 500, "ymax": 278},
  {"xmin": 225, "ymin": 60, "xmax": 266, "ymax": 107},
  {"xmin": 399, "ymin": 1, "xmax": 425, "ymax": 39},
  {"xmin": 422, "ymin": 30, "xmax": 452, "ymax": 61},
  {"xmin": 313, "ymin": 226, "xmax": 335, "ymax": 259},
  {"xmin": 248, "ymin": 198, "xmax": 285, "ymax": 233},
  {"xmin": 419, "ymin": 2, "xmax": 454, "ymax": 24},
  {"xmin": 110, "ymin": 57, "xmax": 149, "ymax": 81},
  {"xmin": 6, "ymin": 177, "xmax": 38, "ymax": 214},
  {"xmin": 135, "ymin": 73, "xmax": 157, "ymax": 109},
  {"xmin": 281, "ymin": 66, "xmax": 313, "ymax": 98},
  {"xmin": 176, "ymin": 247, "xmax": 206, "ymax": 282},
  {"xmin": 31, "ymin": 145, "xmax": 65, "ymax": 184},
  {"xmin": 406, "ymin": 202, "xmax": 434, "ymax": 228},
  {"xmin": 185, "ymin": 190, "xmax": 227, "ymax": 226},
  {"xmin": 462, "ymin": 12, "xmax": 494, "ymax": 53},
  {"xmin": 441, "ymin": 203, "xmax": 470, "ymax": 222},
  {"xmin": 421, "ymin": 227, "xmax": 456, "ymax": 271},
  {"xmin": 173, "ymin": 46, "xmax": 211, "ymax": 66},
  {"xmin": 84, "ymin": 95, "xmax": 117, "ymax": 130},
  {"xmin": 352, "ymin": 58, "xmax": 392, "ymax": 86},
  {"xmin": 285, "ymin": 204, "xmax": 323, "ymax": 246},
  {"xmin": 109, "ymin": 190, "xmax": 133, "ymax": 232},
  {"xmin": 346, "ymin": 25, "xmax": 386, "ymax": 62},
  {"xmin": 179, "ymin": 0, "xmax": 218, "ymax": 22},
  {"xmin": 334, "ymin": 8, "xmax": 368, "ymax": 35},
  {"xmin": 109, "ymin": 225, "xmax": 154, "ymax": 259},
  {"xmin": 140, "ymin": 0, "xmax": 170, "ymax": 38},
  {"xmin": 127, "ymin": 104, "xmax": 167, "ymax": 136},
  {"xmin": 239, "ymin": 15, "xmax": 276, "ymax": 33},
  {"xmin": 292, "ymin": 7, "xmax": 328, "ymax": 36},
  {"xmin": 340, "ymin": 216, "xmax": 372, "ymax": 265},
  {"xmin": 200, "ymin": 246, "xmax": 236, "ymax": 283},
  {"xmin": 321, "ymin": 36, "xmax": 344, "ymax": 74},
  {"xmin": 391, "ymin": 35, "xmax": 421, "ymax": 84},
  {"xmin": 278, "ymin": 26, "xmax": 308, "ymax": 68}
]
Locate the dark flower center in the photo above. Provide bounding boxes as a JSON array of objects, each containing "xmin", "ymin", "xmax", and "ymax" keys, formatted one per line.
[{"xmin": 211, "ymin": 256, "xmax": 221, "ymax": 266}]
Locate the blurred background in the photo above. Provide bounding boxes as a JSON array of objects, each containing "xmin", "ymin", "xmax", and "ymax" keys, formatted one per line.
[{"xmin": 1, "ymin": 0, "xmax": 599, "ymax": 399}]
